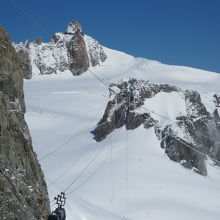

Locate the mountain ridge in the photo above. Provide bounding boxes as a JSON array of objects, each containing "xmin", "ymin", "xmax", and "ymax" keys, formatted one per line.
[{"xmin": 14, "ymin": 20, "xmax": 107, "ymax": 78}]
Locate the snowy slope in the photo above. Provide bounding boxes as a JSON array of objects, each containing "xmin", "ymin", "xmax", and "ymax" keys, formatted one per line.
[{"xmin": 24, "ymin": 46, "xmax": 220, "ymax": 220}]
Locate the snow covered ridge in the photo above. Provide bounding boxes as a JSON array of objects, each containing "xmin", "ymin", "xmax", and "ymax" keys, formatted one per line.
[
  {"xmin": 93, "ymin": 78, "xmax": 220, "ymax": 175},
  {"xmin": 14, "ymin": 20, "xmax": 107, "ymax": 78}
]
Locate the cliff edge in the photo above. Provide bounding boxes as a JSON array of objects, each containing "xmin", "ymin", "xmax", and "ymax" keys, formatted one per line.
[{"xmin": 0, "ymin": 26, "xmax": 50, "ymax": 220}]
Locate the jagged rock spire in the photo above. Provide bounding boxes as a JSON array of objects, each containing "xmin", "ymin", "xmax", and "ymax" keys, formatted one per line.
[
  {"xmin": 65, "ymin": 20, "xmax": 83, "ymax": 35},
  {"xmin": 14, "ymin": 20, "xmax": 107, "ymax": 78}
]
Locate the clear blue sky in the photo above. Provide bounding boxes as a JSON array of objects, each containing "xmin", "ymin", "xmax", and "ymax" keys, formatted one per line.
[{"xmin": 1, "ymin": 0, "xmax": 220, "ymax": 73}]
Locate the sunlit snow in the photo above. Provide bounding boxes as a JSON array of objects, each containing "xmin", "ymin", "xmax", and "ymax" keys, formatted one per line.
[{"xmin": 24, "ymin": 46, "xmax": 220, "ymax": 220}]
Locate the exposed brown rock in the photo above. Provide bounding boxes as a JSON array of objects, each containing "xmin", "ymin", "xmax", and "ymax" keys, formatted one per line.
[
  {"xmin": 66, "ymin": 21, "xmax": 89, "ymax": 75},
  {"xmin": 35, "ymin": 37, "xmax": 42, "ymax": 45},
  {"xmin": 16, "ymin": 48, "xmax": 32, "ymax": 79}
]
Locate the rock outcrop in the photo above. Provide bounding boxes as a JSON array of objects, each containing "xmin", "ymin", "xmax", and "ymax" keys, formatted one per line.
[
  {"xmin": 16, "ymin": 42, "xmax": 32, "ymax": 79},
  {"xmin": 93, "ymin": 79, "xmax": 178, "ymax": 141},
  {"xmin": 93, "ymin": 78, "xmax": 220, "ymax": 176},
  {"xmin": 65, "ymin": 21, "xmax": 89, "ymax": 75},
  {"xmin": 213, "ymin": 94, "xmax": 220, "ymax": 107},
  {"xmin": 0, "ymin": 27, "xmax": 50, "ymax": 219},
  {"xmin": 14, "ymin": 20, "xmax": 107, "ymax": 78}
]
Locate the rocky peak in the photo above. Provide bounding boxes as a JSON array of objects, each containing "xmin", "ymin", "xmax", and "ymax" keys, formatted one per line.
[
  {"xmin": 65, "ymin": 20, "xmax": 83, "ymax": 35},
  {"xmin": 93, "ymin": 78, "xmax": 220, "ymax": 176},
  {"xmin": 34, "ymin": 36, "xmax": 43, "ymax": 45},
  {"xmin": 14, "ymin": 20, "xmax": 107, "ymax": 78},
  {"xmin": 65, "ymin": 21, "xmax": 89, "ymax": 75}
]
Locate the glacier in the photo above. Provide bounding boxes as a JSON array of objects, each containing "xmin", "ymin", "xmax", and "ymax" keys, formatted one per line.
[{"xmin": 24, "ymin": 40, "xmax": 220, "ymax": 220}]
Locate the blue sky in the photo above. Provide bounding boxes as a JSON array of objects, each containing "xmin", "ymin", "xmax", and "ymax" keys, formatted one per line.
[{"xmin": 1, "ymin": 0, "xmax": 220, "ymax": 73}]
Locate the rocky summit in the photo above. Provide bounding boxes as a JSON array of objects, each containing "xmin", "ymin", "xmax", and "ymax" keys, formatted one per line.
[
  {"xmin": 14, "ymin": 20, "xmax": 107, "ymax": 78},
  {"xmin": 93, "ymin": 78, "xmax": 220, "ymax": 175},
  {"xmin": 0, "ymin": 27, "xmax": 49, "ymax": 220}
]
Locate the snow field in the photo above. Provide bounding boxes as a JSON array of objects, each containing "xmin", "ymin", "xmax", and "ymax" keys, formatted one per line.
[{"xmin": 24, "ymin": 46, "xmax": 220, "ymax": 220}]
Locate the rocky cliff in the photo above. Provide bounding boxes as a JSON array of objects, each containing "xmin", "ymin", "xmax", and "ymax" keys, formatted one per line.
[
  {"xmin": 0, "ymin": 27, "xmax": 50, "ymax": 219},
  {"xmin": 14, "ymin": 20, "xmax": 107, "ymax": 78},
  {"xmin": 93, "ymin": 78, "xmax": 220, "ymax": 176}
]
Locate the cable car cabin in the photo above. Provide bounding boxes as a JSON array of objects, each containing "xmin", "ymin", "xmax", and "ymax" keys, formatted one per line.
[
  {"xmin": 47, "ymin": 214, "xmax": 59, "ymax": 220},
  {"xmin": 47, "ymin": 208, "xmax": 66, "ymax": 220},
  {"xmin": 55, "ymin": 207, "xmax": 66, "ymax": 220}
]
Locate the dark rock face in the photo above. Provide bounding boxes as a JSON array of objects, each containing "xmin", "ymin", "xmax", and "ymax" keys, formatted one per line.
[
  {"xmin": 16, "ymin": 43, "xmax": 32, "ymax": 79},
  {"xmin": 14, "ymin": 20, "xmax": 107, "ymax": 78},
  {"xmin": 0, "ymin": 27, "xmax": 50, "ymax": 220},
  {"xmin": 66, "ymin": 21, "xmax": 89, "ymax": 75},
  {"xmin": 214, "ymin": 109, "xmax": 220, "ymax": 128},
  {"xmin": 213, "ymin": 94, "xmax": 220, "ymax": 107},
  {"xmin": 155, "ymin": 125, "xmax": 207, "ymax": 175},
  {"xmin": 93, "ymin": 78, "xmax": 220, "ymax": 175}
]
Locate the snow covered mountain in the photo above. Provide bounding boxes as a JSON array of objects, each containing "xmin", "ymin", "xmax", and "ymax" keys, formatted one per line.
[
  {"xmin": 22, "ymin": 22, "xmax": 220, "ymax": 220},
  {"xmin": 14, "ymin": 20, "xmax": 106, "ymax": 78},
  {"xmin": 93, "ymin": 78, "xmax": 220, "ymax": 176}
]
